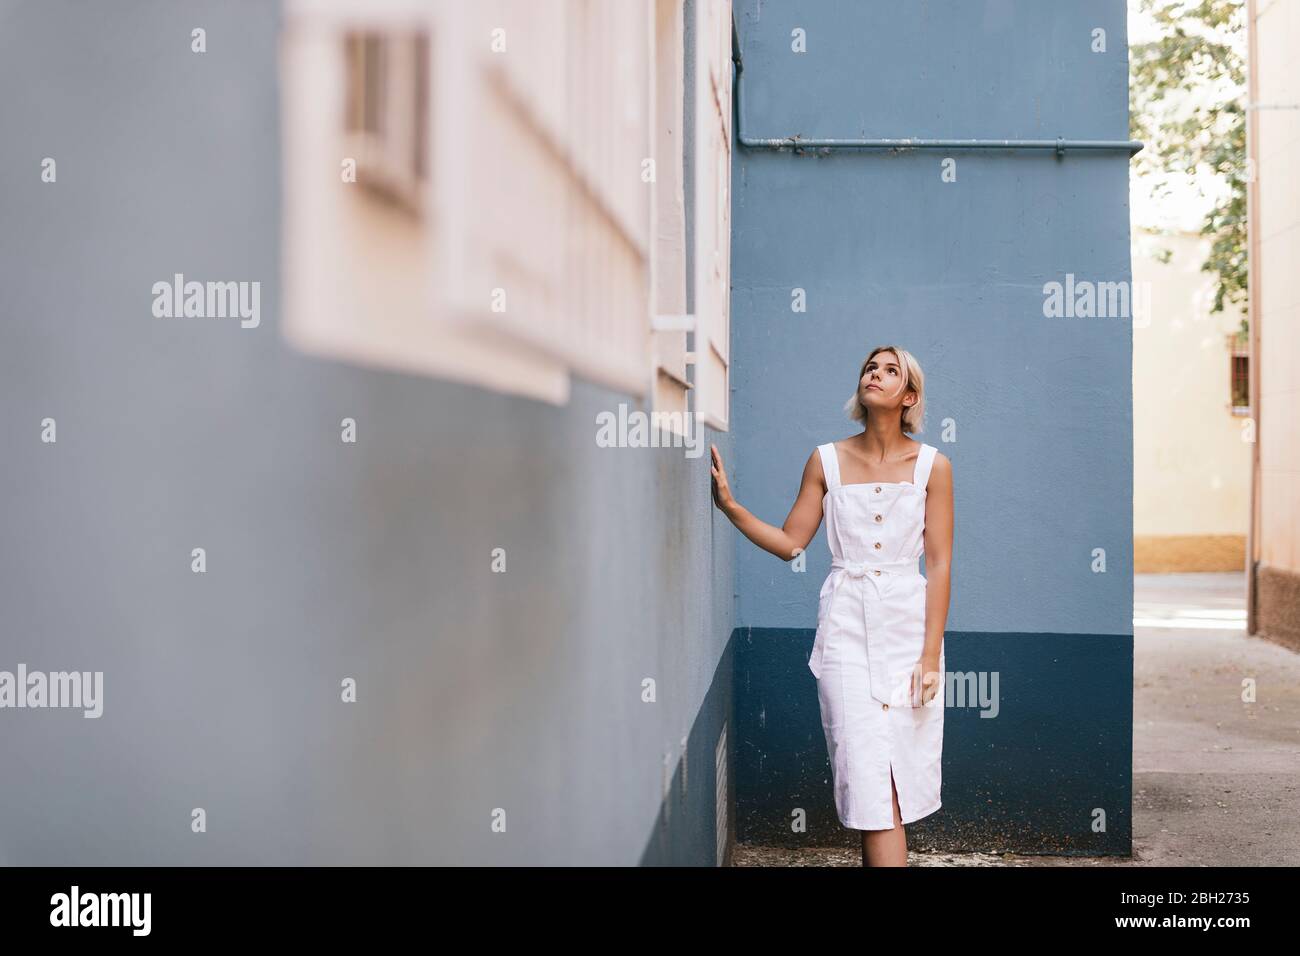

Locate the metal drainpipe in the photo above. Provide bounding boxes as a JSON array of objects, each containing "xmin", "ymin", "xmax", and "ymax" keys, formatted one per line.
[{"xmin": 730, "ymin": 16, "xmax": 1144, "ymax": 156}]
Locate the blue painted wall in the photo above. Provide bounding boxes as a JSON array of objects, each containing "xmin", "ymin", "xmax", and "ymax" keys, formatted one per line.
[
  {"xmin": 730, "ymin": 0, "xmax": 1134, "ymax": 852},
  {"xmin": 0, "ymin": 1, "xmax": 734, "ymax": 865}
]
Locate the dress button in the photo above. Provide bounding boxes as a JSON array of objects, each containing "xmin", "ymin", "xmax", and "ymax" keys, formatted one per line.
[
  {"xmin": 873, "ymin": 542, "xmax": 882, "ymax": 550},
  {"xmin": 873, "ymin": 569, "xmax": 881, "ymax": 576},
  {"xmin": 874, "ymin": 514, "xmax": 883, "ymax": 522},
  {"xmin": 882, "ymin": 703, "xmax": 889, "ymax": 711},
  {"xmin": 874, "ymin": 486, "xmax": 882, "ymax": 493}
]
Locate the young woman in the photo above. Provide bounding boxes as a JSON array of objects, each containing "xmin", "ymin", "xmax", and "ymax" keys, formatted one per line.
[{"xmin": 710, "ymin": 345, "xmax": 953, "ymax": 867}]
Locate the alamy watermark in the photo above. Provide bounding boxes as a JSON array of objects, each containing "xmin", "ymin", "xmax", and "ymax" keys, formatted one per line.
[
  {"xmin": 1042, "ymin": 274, "xmax": 1151, "ymax": 326},
  {"xmin": 152, "ymin": 273, "xmax": 260, "ymax": 328},
  {"xmin": 50, "ymin": 886, "xmax": 150, "ymax": 936},
  {"xmin": 596, "ymin": 403, "xmax": 705, "ymax": 459},
  {"xmin": 0, "ymin": 664, "xmax": 103, "ymax": 718},
  {"xmin": 944, "ymin": 669, "xmax": 999, "ymax": 717}
]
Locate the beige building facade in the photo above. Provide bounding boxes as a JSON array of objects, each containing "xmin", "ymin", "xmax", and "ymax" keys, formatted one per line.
[
  {"xmin": 1132, "ymin": 229, "xmax": 1251, "ymax": 571},
  {"xmin": 1247, "ymin": 0, "xmax": 1300, "ymax": 648}
]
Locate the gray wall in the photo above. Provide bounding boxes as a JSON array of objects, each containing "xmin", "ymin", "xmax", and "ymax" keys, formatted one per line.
[
  {"xmin": 0, "ymin": 0, "xmax": 734, "ymax": 865},
  {"xmin": 730, "ymin": 0, "xmax": 1135, "ymax": 851}
]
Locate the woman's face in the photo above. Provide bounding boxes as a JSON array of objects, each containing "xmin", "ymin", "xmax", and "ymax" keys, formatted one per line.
[{"xmin": 858, "ymin": 351, "xmax": 913, "ymax": 414}]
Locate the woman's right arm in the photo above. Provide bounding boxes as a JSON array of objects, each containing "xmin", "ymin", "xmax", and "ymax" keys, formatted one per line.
[{"xmin": 710, "ymin": 445, "xmax": 825, "ymax": 562}]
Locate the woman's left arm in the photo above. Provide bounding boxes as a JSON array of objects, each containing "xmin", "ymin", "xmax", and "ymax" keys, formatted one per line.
[{"xmin": 913, "ymin": 453, "xmax": 953, "ymax": 704}]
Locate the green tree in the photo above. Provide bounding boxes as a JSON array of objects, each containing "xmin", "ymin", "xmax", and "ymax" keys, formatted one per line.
[{"xmin": 1129, "ymin": 0, "xmax": 1247, "ymax": 324}]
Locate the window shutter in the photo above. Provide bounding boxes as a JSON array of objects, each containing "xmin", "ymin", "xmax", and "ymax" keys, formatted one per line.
[
  {"xmin": 691, "ymin": 0, "xmax": 732, "ymax": 430},
  {"xmin": 435, "ymin": 0, "xmax": 655, "ymax": 398},
  {"xmin": 651, "ymin": 0, "xmax": 690, "ymax": 420}
]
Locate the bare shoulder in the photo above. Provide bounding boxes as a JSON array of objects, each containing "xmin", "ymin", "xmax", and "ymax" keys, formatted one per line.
[
  {"xmin": 928, "ymin": 448, "xmax": 953, "ymax": 485},
  {"xmin": 806, "ymin": 444, "xmax": 826, "ymax": 494},
  {"xmin": 805, "ymin": 446, "xmax": 826, "ymax": 481}
]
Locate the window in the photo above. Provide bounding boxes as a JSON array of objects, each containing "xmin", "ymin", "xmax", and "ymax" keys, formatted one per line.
[
  {"xmin": 1229, "ymin": 330, "xmax": 1250, "ymax": 415},
  {"xmin": 342, "ymin": 32, "xmax": 429, "ymax": 214},
  {"xmin": 281, "ymin": 0, "xmax": 731, "ymax": 425}
]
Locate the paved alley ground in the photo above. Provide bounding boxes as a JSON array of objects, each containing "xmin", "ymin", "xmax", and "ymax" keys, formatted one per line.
[{"xmin": 735, "ymin": 572, "xmax": 1300, "ymax": 866}]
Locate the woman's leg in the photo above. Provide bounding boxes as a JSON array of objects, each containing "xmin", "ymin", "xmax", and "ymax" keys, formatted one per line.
[{"xmin": 861, "ymin": 768, "xmax": 908, "ymax": 866}]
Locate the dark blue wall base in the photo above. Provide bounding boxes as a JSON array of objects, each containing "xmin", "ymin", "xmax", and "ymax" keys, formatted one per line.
[{"xmin": 734, "ymin": 627, "xmax": 1133, "ymax": 856}]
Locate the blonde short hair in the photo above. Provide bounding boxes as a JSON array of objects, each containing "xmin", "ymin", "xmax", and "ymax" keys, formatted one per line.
[{"xmin": 843, "ymin": 345, "xmax": 926, "ymax": 434}]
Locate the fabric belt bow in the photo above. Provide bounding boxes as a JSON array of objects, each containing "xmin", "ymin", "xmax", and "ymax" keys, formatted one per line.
[
  {"xmin": 830, "ymin": 557, "xmax": 921, "ymax": 578},
  {"xmin": 826, "ymin": 557, "xmax": 922, "ymax": 704}
]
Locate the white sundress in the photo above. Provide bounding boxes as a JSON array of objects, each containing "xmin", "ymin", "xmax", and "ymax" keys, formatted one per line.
[{"xmin": 808, "ymin": 440, "xmax": 945, "ymax": 831}]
